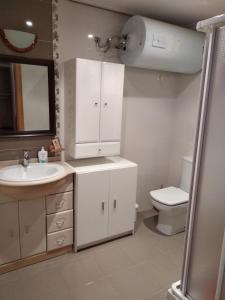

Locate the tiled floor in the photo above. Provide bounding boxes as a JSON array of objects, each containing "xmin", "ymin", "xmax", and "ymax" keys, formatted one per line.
[{"xmin": 0, "ymin": 214, "xmax": 185, "ymax": 300}]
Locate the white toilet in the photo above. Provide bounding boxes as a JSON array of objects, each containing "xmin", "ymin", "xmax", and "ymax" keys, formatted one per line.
[{"xmin": 150, "ymin": 156, "xmax": 192, "ymax": 235}]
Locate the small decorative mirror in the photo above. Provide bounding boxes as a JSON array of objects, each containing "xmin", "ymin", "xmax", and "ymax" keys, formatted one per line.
[
  {"xmin": 0, "ymin": 29, "xmax": 37, "ymax": 53},
  {"xmin": 0, "ymin": 55, "xmax": 56, "ymax": 137}
]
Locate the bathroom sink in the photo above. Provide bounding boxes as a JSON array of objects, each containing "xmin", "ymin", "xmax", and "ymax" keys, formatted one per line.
[{"xmin": 0, "ymin": 163, "xmax": 65, "ymax": 182}]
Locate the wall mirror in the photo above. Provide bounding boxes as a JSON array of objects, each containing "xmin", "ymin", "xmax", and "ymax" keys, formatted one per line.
[{"xmin": 0, "ymin": 55, "xmax": 55, "ymax": 137}]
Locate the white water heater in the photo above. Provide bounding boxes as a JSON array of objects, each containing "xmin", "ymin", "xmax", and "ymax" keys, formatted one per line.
[{"xmin": 119, "ymin": 16, "xmax": 205, "ymax": 74}]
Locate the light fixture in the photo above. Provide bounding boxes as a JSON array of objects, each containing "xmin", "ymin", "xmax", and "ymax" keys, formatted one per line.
[
  {"xmin": 25, "ymin": 20, "xmax": 33, "ymax": 27},
  {"xmin": 88, "ymin": 34, "xmax": 94, "ymax": 39}
]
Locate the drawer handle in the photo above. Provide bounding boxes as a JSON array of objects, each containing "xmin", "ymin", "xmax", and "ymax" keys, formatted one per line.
[
  {"xmin": 56, "ymin": 237, "xmax": 65, "ymax": 246},
  {"xmin": 56, "ymin": 200, "xmax": 64, "ymax": 209},
  {"xmin": 114, "ymin": 199, "xmax": 117, "ymax": 209},
  {"xmin": 56, "ymin": 218, "xmax": 65, "ymax": 228},
  {"xmin": 9, "ymin": 229, "xmax": 14, "ymax": 238}
]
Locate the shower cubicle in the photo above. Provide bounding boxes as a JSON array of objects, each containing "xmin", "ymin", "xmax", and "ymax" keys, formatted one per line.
[{"xmin": 169, "ymin": 14, "xmax": 225, "ymax": 300}]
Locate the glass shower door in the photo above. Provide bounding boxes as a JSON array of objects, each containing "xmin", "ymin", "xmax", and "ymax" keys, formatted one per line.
[{"xmin": 184, "ymin": 26, "xmax": 225, "ymax": 300}]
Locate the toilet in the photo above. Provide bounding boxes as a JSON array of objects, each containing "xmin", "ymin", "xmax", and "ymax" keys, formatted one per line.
[{"xmin": 150, "ymin": 156, "xmax": 192, "ymax": 235}]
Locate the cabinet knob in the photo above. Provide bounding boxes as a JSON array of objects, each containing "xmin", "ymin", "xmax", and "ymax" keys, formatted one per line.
[
  {"xmin": 56, "ymin": 218, "xmax": 65, "ymax": 228},
  {"xmin": 104, "ymin": 102, "xmax": 108, "ymax": 107},
  {"xmin": 56, "ymin": 237, "xmax": 65, "ymax": 246},
  {"xmin": 94, "ymin": 102, "xmax": 98, "ymax": 106},
  {"xmin": 98, "ymin": 148, "xmax": 102, "ymax": 152}
]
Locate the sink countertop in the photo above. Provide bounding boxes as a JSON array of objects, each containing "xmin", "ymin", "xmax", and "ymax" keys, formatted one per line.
[
  {"xmin": 66, "ymin": 156, "xmax": 138, "ymax": 174},
  {"xmin": 0, "ymin": 156, "xmax": 137, "ymax": 186},
  {"xmin": 0, "ymin": 160, "xmax": 74, "ymax": 187}
]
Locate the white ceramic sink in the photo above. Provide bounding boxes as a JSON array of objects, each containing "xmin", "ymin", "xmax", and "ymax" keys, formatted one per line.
[{"xmin": 0, "ymin": 163, "xmax": 65, "ymax": 182}]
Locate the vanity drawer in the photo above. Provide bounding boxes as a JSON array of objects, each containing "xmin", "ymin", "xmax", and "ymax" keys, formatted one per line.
[
  {"xmin": 74, "ymin": 142, "xmax": 120, "ymax": 159},
  {"xmin": 47, "ymin": 210, "xmax": 73, "ymax": 233},
  {"xmin": 47, "ymin": 228, "xmax": 73, "ymax": 251},
  {"xmin": 49, "ymin": 175, "xmax": 73, "ymax": 194},
  {"xmin": 46, "ymin": 191, "xmax": 73, "ymax": 214}
]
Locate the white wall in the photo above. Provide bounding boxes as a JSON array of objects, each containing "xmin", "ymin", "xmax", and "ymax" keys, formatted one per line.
[
  {"xmin": 58, "ymin": 0, "xmax": 200, "ymax": 211},
  {"xmin": 168, "ymin": 74, "xmax": 201, "ymax": 187},
  {"xmin": 58, "ymin": 0, "xmax": 127, "ymax": 63},
  {"xmin": 121, "ymin": 68, "xmax": 179, "ymax": 211}
]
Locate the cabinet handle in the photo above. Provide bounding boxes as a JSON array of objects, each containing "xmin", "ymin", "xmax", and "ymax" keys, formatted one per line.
[
  {"xmin": 114, "ymin": 199, "xmax": 117, "ymax": 209},
  {"xmin": 101, "ymin": 202, "xmax": 105, "ymax": 211},
  {"xmin": 56, "ymin": 237, "xmax": 65, "ymax": 246},
  {"xmin": 56, "ymin": 200, "xmax": 64, "ymax": 209},
  {"xmin": 9, "ymin": 229, "xmax": 14, "ymax": 238},
  {"xmin": 56, "ymin": 218, "xmax": 65, "ymax": 228},
  {"xmin": 25, "ymin": 225, "xmax": 29, "ymax": 234}
]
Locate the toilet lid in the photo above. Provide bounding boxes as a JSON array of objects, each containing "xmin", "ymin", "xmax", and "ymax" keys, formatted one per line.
[{"xmin": 150, "ymin": 186, "xmax": 189, "ymax": 206}]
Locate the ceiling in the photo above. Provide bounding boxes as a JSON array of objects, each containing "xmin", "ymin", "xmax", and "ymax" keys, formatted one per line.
[{"xmin": 72, "ymin": 0, "xmax": 225, "ymax": 25}]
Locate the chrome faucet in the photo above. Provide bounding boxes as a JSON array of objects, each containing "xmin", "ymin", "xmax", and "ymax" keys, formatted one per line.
[{"xmin": 23, "ymin": 150, "xmax": 30, "ymax": 167}]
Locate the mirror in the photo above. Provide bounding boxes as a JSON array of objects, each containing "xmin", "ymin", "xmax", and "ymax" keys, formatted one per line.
[
  {"xmin": 0, "ymin": 29, "xmax": 37, "ymax": 53},
  {"xmin": 0, "ymin": 55, "xmax": 55, "ymax": 137}
]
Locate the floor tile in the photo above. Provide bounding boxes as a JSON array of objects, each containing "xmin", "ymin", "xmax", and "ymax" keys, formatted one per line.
[{"xmin": 0, "ymin": 215, "xmax": 185, "ymax": 300}]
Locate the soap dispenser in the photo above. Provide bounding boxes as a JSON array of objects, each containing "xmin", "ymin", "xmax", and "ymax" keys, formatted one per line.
[{"xmin": 38, "ymin": 147, "xmax": 48, "ymax": 163}]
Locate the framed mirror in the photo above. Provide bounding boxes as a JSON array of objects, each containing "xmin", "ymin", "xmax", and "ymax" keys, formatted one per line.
[{"xmin": 0, "ymin": 55, "xmax": 56, "ymax": 137}]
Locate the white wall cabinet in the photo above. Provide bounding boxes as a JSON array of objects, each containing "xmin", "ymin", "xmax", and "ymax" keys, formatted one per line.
[
  {"xmin": 19, "ymin": 198, "xmax": 46, "ymax": 258},
  {"xmin": 64, "ymin": 58, "xmax": 125, "ymax": 159},
  {"xmin": 75, "ymin": 59, "xmax": 101, "ymax": 143},
  {"xmin": 100, "ymin": 61, "xmax": 124, "ymax": 142},
  {"xmin": 0, "ymin": 201, "xmax": 20, "ymax": 265},
  {"xmin": 75, "ymin": 158, "xmax": 137, "ymax": 248}
]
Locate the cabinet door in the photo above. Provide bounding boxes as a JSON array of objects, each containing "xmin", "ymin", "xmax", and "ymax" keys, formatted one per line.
[
  {"xmin": 19, "ymin": 198, "xmax": 46, "ymax": 258},
  {"xmin": 108, "ymin": 167, "xmax": 137, "ymax": 237},
  {"xmin": 100, "ymin": 62, "xmax": 124, "ymax": 142},
  {"xmin": 76, "ymin": 171, "xmax": 109, "ymax": 247},
  {"xmin": 75, "ymin": 58, "xmax": 101, "ymax": 143},
  {"xmin": 0, "ymin": 201, "xmax": 20, "ymax": 265}
]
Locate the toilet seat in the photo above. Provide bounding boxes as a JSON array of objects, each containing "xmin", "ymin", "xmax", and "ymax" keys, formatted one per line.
[{"xmin": 150, "ymin": 186, "xmax": 189, "ymax": 206}]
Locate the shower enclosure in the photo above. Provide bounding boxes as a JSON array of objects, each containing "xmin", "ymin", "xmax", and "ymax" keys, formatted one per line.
[{"xmin": 169, "ymin": 14, "xmax": 225, "ymax": 300}]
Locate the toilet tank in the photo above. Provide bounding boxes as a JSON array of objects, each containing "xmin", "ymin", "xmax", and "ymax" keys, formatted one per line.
[{"xmin": 180, "ymin": 156, "xmax": 193, "ymax": 193}]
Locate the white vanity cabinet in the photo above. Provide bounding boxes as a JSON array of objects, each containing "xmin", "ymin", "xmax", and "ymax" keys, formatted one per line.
[
  {"xmin": 0, "ymin": 201, "xmax": 20, "ymax": 265},
  {"xmin": 0, "ymin": 175, "xmax": 74, "ymax": 272},
  {"xmin": 73, "ymin": 157, "xmax": 138, "ymax": 249},
  {"xmin": 76, "ymin": 171, "xmax": 110, "ymax": 246},
  {"xmin": 64, "ymin": 58, "xmax": 124, "ymax": 159},
  {"xmin": 19, "ymin": 198, "xmax": 46, "ymax": 258}
]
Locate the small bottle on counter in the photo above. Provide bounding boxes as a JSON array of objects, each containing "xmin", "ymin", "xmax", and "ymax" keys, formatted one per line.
[{"xmin": 38, "ymin": 147, "xmax": 48, "ymax": 163}]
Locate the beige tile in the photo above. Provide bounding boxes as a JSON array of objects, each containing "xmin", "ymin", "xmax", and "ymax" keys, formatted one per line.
[
  {"xmin": 145, "ymin": 288, "xmax": 168, "ymax": 300},
  {"xmin": 77, "ymin": 242, "xmax": 135, "ymax": 276},
  {"xmin": 0, "ymin": 265, "xmax": 70, "ymax": 300},
  {"xmin": 68, "ymin": 278, "xmax": 123, "ymax": 300},
  {"xmin": 60, "ymin": 254, "xmax": 104, "ymax": 291},
  {"xmin": 0, "ymin": 218, "xmax": 184, "ymax": 300},
  {"xmin": 119, "ymin": 234, "xmax": 164, "ymax": 265},
  {"xmin": 106, "ymin": 252, "xmax": 180, "ymax": 300},
  {"xmin": 105, "ymin": 264, "xmax": 159, "ymax": 300}
]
